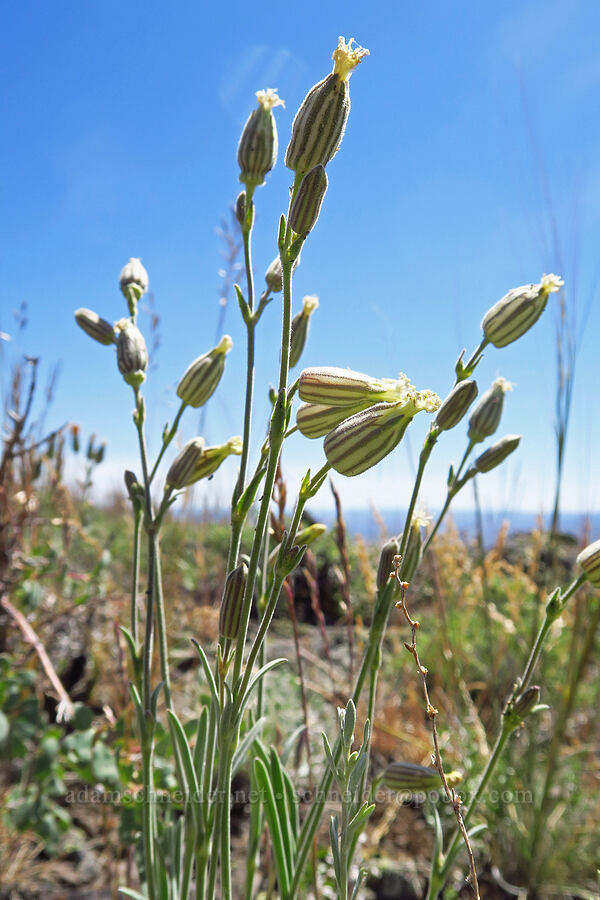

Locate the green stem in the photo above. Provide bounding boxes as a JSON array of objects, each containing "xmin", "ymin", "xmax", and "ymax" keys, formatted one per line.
[
  {"xmin": 130, "ymin": 506, "xmax": 142, "ymax": 646},
  {"xmin": 151, "ymin": 530, "xmax": 172, "ymax": 708},
  {"xmin": 398, "ymin": 428, "xmax": 439, "ymax": 561},
  {"xmin": 229, "ymin": 189, "xmax": 257, "ymax": 568},
  {"xmin": 141, "ymin": 738, "xmax": 157, "ymax": 900},
  {"xmin": 290, "ymin": 579, "xmax": 399, "ymax": 897},
  {"xmin": 149, "ymin": 401, "xmax": 186, "ymax": 485}
]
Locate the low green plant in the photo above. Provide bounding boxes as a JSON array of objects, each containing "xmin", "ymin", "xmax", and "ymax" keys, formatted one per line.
[{"xmin": 70, "ymin": 35, "xmax": 599, "ymax": 900}]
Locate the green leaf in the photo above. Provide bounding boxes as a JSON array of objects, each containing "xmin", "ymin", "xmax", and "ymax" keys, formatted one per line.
[
  {"xmin": 232, "ymin": 717, "xmax": 265, "ymax": 779},
  {"xmin": 238, "ymin": 658, "xmax": 287, "ymax": 713},
  {"xmin": 167, "ymin": 709, "xmax": 201, "ymax": 832},
  {"xmin": 92, "ymin": 741, "xmax": 120, "ymax": 786},
  {"xmin": 191, "ymin": 640, "xmax": 219, "ymax": 707},
  {"xmin": 253, "ymin": 757, "xmax": 291, "ymax": 899}
]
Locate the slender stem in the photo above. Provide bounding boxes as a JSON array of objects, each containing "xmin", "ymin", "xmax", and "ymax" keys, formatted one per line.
[
  {"xmin": 151, "ymin": 530, "xmax": 172, "ymax": 708},
  {"xmin": 398, "ymin": 428, "xmax": 439, "ymax": 561},
  {"xmin": 290, "ymin": 579, "xmax": 399, "ymax": 897},
  {"xmin": 141, "ymin": 739, "xmax": 156, "ymax": 900},
  {"xmin": 130, "ymin": 507, "xmax": 142, "ymax": 646},
  {"xmin": 229, "ymin": 189, "xmax": 257, "ymax": 566},
  {"xmin": 149, "ymin": 401, "xmax": 186, "ymax": 484}
]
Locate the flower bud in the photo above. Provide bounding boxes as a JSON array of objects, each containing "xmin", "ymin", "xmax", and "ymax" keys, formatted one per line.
[
  {"xmin": 399, "ymin": 512, "xmax": 430, "ymax": 582},
  {"xmin": 268, "ymin": 523, "xmax": 327, "ymax": 571},
  {"xmin": 576, "ymin": 538, "xmax": 600, "ymax": 588},
  {"xmin": 297, "ymin": 401, "xmax": 371, "ymax": 439},
  {"xmin": 512, "ymin": 685, "xmax": 541, "ymax": 720},
  {"xmin": 474, "ymin": 434, "xmax": 520, "ymax": 473},
  {"xmin": 120, "ymin": 258, "xmax": 149, "ymax": 300},
  {"xmin": 219, "ymin": 562, "xmax": 248, "ymax": 640},
  {"xmin": 290, "ymin": 295, "xmax": 319, "ymax": 368},
  {"xmin": 237, "ymin": 89, "xmax": 284, "ymax": 188},
  {"xmin": 289, "ymin": 165, "xmax": 328, "ymax": 236},
  {"xmin": 285, "ymin": 37, "xmax": 369, "ymax": 178},
  {"xmin": 186, "ymin": 436, "xmax": 243, "ymax": 484},
  {"xmin": 264, "ymin": 254, "xmax": 300, "ymax": 293},
  {"xmin": 468, "ymin": 377, "xmax": 512, "ymax": 444},
  {"xmin": 235, "ymin": 190, "xmax": 252, "ymax": 228},
  {"xmin": 116, "ymin": 321, "xmax": 148, "ymax": 387},
  {"xmin": 165, "ymin": 438, "xmax": 205, "ymax": 490},
  {"xmin": 482, "ymin": 274, "xmax": 563, "ymax": 348},
  {"xmin": 382, "ymin": 761, "xmax": 461, "ymax": 794},
  {"xmin": 176, "ymin": 335, "xmax": 233, "ymax": 408},
  {"xmin": 434, "ymin": 380, "xmax": 478, "ymax": 431},
  {"xmin": 299, "ymin": 367, "xmax": 409, "ymax": 407},
  {"xmin": 324, "ymin": 388, "xmax": 440, "ymax": 477},
  {"xmin": 74, "ymin": 308, "xmax": 116, "ymax": 346},
  {"xmin": 376, "ymin": 536, "xmax": 400, "ymax": 590}
]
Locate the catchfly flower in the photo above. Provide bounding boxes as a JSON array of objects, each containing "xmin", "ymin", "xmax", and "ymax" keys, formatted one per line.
[
  {"xmin": 481, "ymin": 273, "xmax": 563, "ymax": 348},
  {"xmin": 297, "ymin": 366, "xmax": 440, "ymax": 476}
]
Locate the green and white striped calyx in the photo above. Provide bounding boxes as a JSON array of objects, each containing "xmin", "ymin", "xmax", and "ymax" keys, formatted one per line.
[{"xmin": 481, "ymin": 274, "xmax": 563, "ymax": 348}]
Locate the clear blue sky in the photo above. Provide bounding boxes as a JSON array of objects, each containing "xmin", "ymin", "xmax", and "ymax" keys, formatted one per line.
[{"xmin": 2, "ymin": 0, "xmax": 599, "ymax": 518}]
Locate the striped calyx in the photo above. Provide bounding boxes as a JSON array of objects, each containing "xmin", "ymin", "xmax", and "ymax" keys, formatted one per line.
[
  {"xmin": 186, "ymin": 436, "xmax": 243, "ymax": 484},
  {"xmin": 297, "ymin": 401, "xmax": 371, "ymax": 438},
  {"xmin": 299, "ymin": 367, "xmax": 410, "ymax": 407},
  {"xmin": 435, "ymin": 380, "xmax": 478, "ymax": 431},
  {"xmin": 119, "ymin": 258, "xmax": 149, "ymax": 301},
  {"xmin": 237, "ymin": 88, "xmax": 284, "ymax": 188},
  {"xmin": 382, "ymin": 761, "xmax": 461, "ymax": 794},
  {"xmin": 324, "ymin": 390, "xmax": 440, "ymax": 477},
  {"xmin": 176, "ymin": 335, "xmax": 233, "ymax": 408},
  {"xmin": 219, "ymin": 562, "xmax": 248, "ymax": 640},
  {"xmin": 116, "ymin": 321, "xmax": 148, "ymax": 387},
  {"xmin": 165, "ymin": 438, "xmax": 205, "ymax": 490},
  {"xmin": 289, "ymin": 165, "xmax": 328, "ymax": 236},
  {"xmin": 75, "ymin": 308, "xmax": 115, "ymax": 346},
  {"xmin": 482, "ymin": 274, "xmax": 563, "ymax": 348},
  {"xmin": 399, "ymin": 511, "xmax": 430, "ymax": 581},
  {"xmin": 468, "ymin": 377, "xmax": 512, "ymax": 444},
  {"xmin": 576, "ymin": 539, "xmax": 600, "ymax": 588},
  {"xmin": 290, "ymin": 295, "xmax": 319, "ymax": 368},
  {"xmin": 512, "ymin": 686, "xmax": 541, "ymax": 719},
  {"xmin": 376, "ymin": 536, "xmax": 400, "ymax": 590},
  {"xmin": 474, "ymin": 434, "xmax": 520, "ymax": 473},
  {"xmin": 285, "ymin": 36, "xmax": 369, "ymax": 178}
]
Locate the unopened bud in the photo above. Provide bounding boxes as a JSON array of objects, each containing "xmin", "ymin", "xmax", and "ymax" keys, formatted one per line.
[
  {"xmin": 382, "ymin": 761, "xmax": 461, "ymax": 794},
  {"xmin": 290, "ymin": 295, "xmax": 319, "ymax": 368},
  {"xmin": 468, "ymin": 377, "xmax": 511, "ymax": 444},
  {"xmin": 176, "ymin": 335, "xmax": 233, "ymax": 408},
  {"xmin": 264, "ymin": 254, "xmax": 300, "ymax": 293},
  {"xmin": 75, "ymin": 308, "xmax": 116, "ymax": 346},
  {"xmin": 186, "ymin": 436, "xmax": 243, "ymax": 484},
  {"xmin": 285, "ymin": 37, "xmax": 369, "ymax": 178},
  {"xmin": 576, "ymin": 539, "xmax": 600, "ymax": 588},
  {"xmin": 165, "ymin": 438, "xmax": 205, "ymax": 490},
  {"xmin": 124, "ymin": 470, "xmax": 140, "ymax": 499},
  {"xmin": 219, "ymin": 562, "xmax": 248, "ymax": 640},
  {"xmin": 482, "ymin": 274, "xmax": 563, "ymax": 348},
  {"xmin": 376, "ymin": 537, "xmax": 400, "ymax": 590},
  {"xmin": 119, "ymin": 258, "xmax": 149, "ymax": 301},
  {"xmin": 268, "ymin": 523, "xmax": 327, "ymax": 570},
  {"xmin": 289, "ymin": 165, "xmax": 328, "ymax": 236},
  {"xmin": 235, "ymin": 191, "xmax": 253, "ymax": 228},
  {"xmin": 474, "ymin": 434, "xmax": 520, "ymax": 473},
  {"xmin": 237, "ymin": 89, "xmax": 284, "ymax": 188},
  {"xmin": 399, "ymin": 515, "xmax": 427, "ymax": 582},
  {"xmin": 435, "ymin": 380, "xmax": 478, "ymax": 431},
  {"xmin": 116, "ymin": 321, "xmax": 148, "ymax": 387},
  {"xmin": 512, "ymin": 685, "xmax": 541, "ymax": 720}
]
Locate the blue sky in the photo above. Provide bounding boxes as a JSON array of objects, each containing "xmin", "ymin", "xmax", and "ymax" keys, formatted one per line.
[{"xmin": 2, "ymin": 0, "xmax": 599, "ymax": 519}]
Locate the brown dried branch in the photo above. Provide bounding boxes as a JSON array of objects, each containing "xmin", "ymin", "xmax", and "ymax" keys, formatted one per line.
[{"xmin": 393, "ymin": 559, "xmax": 480, "ymax": 900}]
